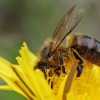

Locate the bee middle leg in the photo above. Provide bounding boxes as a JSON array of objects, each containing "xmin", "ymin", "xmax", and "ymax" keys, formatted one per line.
[{"xmin": 54, "ymin": 67, "xmax": 61, "ymax": 76}]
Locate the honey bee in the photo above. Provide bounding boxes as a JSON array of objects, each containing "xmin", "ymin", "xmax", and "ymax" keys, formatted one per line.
[{"xmin": 35, "ymin": 4, "xmax": 85, "ymax": 80}]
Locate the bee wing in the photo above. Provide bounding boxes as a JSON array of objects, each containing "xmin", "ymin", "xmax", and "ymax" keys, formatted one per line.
[{"xmin": 51, "ymin": 5, "xmax": 85, "ymax": 52}]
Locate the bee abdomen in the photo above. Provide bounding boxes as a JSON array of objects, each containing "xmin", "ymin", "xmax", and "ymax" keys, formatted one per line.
[{"xmin": 67, "ymin": 34, "xmax": 100, "ymax": 66}]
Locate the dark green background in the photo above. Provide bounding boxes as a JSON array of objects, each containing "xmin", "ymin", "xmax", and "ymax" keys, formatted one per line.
[{"xmin": 0, "ymin": 0, "xmax": 100, "ymax": 100}]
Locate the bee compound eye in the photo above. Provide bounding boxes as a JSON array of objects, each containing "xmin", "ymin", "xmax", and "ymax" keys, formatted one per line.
[{"xmin": 41, "ymin": 47, "xmax": 48, "ymax": 56}]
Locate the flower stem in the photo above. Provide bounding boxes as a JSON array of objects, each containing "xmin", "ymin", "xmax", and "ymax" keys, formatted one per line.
[{"xmin": 63, "ymin": 60, "xmax": 79, "ymax": 100}]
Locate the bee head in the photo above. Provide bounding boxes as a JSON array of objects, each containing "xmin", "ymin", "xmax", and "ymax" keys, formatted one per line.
[{"xmin": 38, "ymin": 39, "xmax": 54, "ymax": 60}]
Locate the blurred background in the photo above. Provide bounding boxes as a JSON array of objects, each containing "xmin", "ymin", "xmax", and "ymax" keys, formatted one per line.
[{"xmin": 0, "ymin": 0, "xmax": 100, "ymax": 99}]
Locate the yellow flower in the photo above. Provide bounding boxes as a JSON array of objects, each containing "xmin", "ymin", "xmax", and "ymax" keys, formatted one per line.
[{"xmin": 0, "ymin": 42, "xmax": 100, "ymax": 100}]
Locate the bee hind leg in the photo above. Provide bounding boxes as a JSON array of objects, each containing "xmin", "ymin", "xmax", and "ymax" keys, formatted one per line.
[
  {"xmin": 72, "ymin": 49, "xmax": 83, "ymax": 77},
  {"xmin": 76, "ymin": 64, "xmax": 83, "ymax": 77}
]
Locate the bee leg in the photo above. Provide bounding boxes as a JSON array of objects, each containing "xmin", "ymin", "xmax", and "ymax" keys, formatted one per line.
[
  {"xmin": 59, "ymin": 52, "xmax": 63, "ymax": 65},
  {"xmin": 76, "ymin": 64, "xmax": 83, "ymax": 77},
  {"xmin": 54, "ymin": 67, "xmax": 61, "ymax": 76},
  {"xmin": 72, "ymin": 49, "xmax": 83, "ymax": 77},
  {"xmin": 62, "ymin": 66, "xmax": 66, "ymax": 74},
  {"xmin": 51, "ymin": 81, "xmax": 53, "ymax": 89},
  {"xmin": 47, "ymin": 78, "xmax": 53, "ymax": 89}
]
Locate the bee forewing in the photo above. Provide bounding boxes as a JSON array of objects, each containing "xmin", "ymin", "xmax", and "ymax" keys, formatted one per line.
[
  {"xmin": 51, "ymin": 6, "xmax": 85, "ymax": 53},
  {"xmin": 52, "ymin": 5, "xmax": 76, "ymax": 38}
]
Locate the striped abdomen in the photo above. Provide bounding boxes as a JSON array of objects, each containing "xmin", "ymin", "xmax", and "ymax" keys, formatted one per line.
[{"xmin": 67, "ymin": 34, "xmax": 100, "ymax": 66}]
